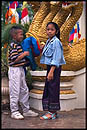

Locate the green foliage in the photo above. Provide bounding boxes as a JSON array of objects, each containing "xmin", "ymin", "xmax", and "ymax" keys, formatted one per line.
[
  {"xmin": 1, "ymin": 1, "xmax": 34, "ymax": 47},
  {"xmin": 36, "ymin": 66, "xmax": 44, "ymax": 71},
  {"xmin": 1, "ymin": 24, "xmax": 14, "ymax": 47},
  {"xmin": 25, "ymin": 68, "xmax": 33, "ymax": 90},
  {"xmin": 1, "ymin": 1, "xmax": 9, "ymax": 31},
  {"xmin": 1, "ymin": 47, "xmax": 8, "ymax": 77}
]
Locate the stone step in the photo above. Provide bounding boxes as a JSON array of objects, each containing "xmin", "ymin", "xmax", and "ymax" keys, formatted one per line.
[
  {"xmin": 30, "ymin": 68, "xmax": 85, "ymax": 77},
  {"xmin": 32, "ymin": 81, "xmax": 74, "ymax": 90},
  {"xmin": 32, "ymin": 81, "xmax": 73, "ymax": 87},
  {"xmin": 30, "ymin": 70, "xmax": 76, "ymax": 77},
  {"xmin": 29, "ymin": 87, "xmax": 77, "ymax": 111},
  {"xmin": 29, "ymin": 90, "xmax": 77, "ymax": 100}
]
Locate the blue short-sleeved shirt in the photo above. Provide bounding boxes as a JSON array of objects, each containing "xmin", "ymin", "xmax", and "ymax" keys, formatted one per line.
[{"xmin": 40, "ymin": 36, "xmax": 66, "ymax": 67}]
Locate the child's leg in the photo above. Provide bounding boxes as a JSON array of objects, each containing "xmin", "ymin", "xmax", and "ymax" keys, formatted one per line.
[
  {"xmin": 19, "ymin": 67, "xmax": 30, "ymax": 113},
  {"xmin": 8, "ymin": 67, "xmax": 22, "ymax": 113},
  {"xmin": 47, "ymin": 66, "xmax": 61, "ymax": 112}
]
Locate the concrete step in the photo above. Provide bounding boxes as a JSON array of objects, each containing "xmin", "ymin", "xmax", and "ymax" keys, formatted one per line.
[
  {"xmin": 32, "ymin": 81, "xmax": 74, "ymax": 90},
  {"xmin": 29, "ymin": 92, "xmax": 77, "ymax": 111},
  {"xmin": 29, "ymin": 91, "xmax": 77, "ymax": 100}
]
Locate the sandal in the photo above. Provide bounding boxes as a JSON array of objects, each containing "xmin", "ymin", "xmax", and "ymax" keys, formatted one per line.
[{"xmin": 40, "ymin": 112, "xmax": 57, "ymax": 120}]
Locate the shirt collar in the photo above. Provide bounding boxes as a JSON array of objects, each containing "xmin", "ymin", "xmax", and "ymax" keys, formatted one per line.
[
  {"xmin": 47, "ymin": 36, "xmax": 57, "ymax": 43},
  {"xmin": 11, "ymin": 39, "xmax": 20, "ymax": 45}
]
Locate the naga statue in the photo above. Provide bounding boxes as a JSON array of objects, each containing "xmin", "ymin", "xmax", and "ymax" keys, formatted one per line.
[{"xmin": 27, "ymin": 1, "xmax": 85, "ymax": 71}]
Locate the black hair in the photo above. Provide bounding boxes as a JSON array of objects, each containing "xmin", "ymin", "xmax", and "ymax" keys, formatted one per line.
[
  {"xmin": 10, "ymin": 26, "xmax": 23, "ymax": 39},
  {"xmin": 46, "ymin": 22, "xmax": 60, "ymax": 40}
]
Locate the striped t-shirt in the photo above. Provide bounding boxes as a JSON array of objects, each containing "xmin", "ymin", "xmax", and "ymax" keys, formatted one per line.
[{"xmin": 8, "ymin": 41, "xmax": 29, "ymax": 67}]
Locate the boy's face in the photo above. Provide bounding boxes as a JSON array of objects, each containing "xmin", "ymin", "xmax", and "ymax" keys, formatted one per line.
[{"xmin": 14, "ymin": 29, "xmax": 24, "ymax": 42}]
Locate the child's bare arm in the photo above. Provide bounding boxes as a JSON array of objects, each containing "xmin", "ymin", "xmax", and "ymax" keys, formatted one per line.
[
  {"xmin": 47, "ymin": 66, "xmax": 56, "ymax": 81},
  {"xmin": 14, "ymin": 51, "xmax": 29, "ymax": 63},
  {"xmin": 40, "ymin": 44, "xmax": 45, "ymax": 50},
  {"xmin": 40, "ymin": 42, "xmax": 45, "ymax": 52}
]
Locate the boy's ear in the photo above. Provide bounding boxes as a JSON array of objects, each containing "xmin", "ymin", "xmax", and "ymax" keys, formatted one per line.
[{"xmin": 13, "ymin": 34, "xmax": 16, "ymax": 39}]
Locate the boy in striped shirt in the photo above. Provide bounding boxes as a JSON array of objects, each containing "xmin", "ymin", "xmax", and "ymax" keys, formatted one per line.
[{"xmin": 8, "ymin": 26, "xmax": 38, "ymax": 119}]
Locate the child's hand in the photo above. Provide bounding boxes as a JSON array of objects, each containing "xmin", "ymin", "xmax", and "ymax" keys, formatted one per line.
[
  {"xmin": 14, "ymin": 51, "xmax": 29, "ymax": 63},
  {"xmin": 40, "ymin": 44, "xmax": 45, "ymax": 50},
  {"xmin": 47, "ymin": 71, "xmax": 54, "ymax": 81},
  {"xmin": 47, "ymin": 66, "xmax": 56, "ymax": 81},
  {"xmin": 24, "ymin": 51, "xmax": 29, "ymax": 56},
  {"xmin": 40, "ymin": 42, "xmax": 45, "ymax": 50}
]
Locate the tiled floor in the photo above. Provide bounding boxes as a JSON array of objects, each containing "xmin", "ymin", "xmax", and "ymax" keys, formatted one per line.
[{"xmin": 1, "ymin": 106, "xmax": 86, "ymax": 129}]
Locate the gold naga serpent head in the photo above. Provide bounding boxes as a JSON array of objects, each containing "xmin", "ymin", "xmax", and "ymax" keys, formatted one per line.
[{"xmin": 27, "ymin": 1, "xmax": 85, "ymax": 71}]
